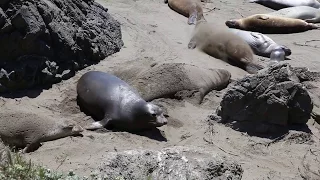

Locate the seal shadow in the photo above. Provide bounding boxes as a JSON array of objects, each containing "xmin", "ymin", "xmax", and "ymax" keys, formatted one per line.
[
  {"xmin": 76, "ymin": 96, "xmax": 168, "ymax": 142},
  {"xmin": 252, "ymin": 2, "xmax": 288, "ymax": 10},
  {"xmin": 0, "ymin": 85, "xmax": 51, "ymax": 99}
]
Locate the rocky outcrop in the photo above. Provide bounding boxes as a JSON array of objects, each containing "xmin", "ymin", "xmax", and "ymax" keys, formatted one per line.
[
  {"xmin": 96, "ymin": 146, "xmax": 243, "ymax": 180},
  {"xmin": 214, "ymin": 63, "xmax": 313, "ymax": 134},
  {"xmin": 0, "ymin": 0, "xmax": 123, "ymax": 93}
]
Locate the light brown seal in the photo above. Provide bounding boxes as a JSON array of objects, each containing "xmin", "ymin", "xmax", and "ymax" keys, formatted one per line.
[
  {"xmin": 164, "ymin": 0, "xmax": 205, "ymax": 25},
  {"xmin": 0, "ymin": 111, "xmax": 84, "ymax": 153},
  {"xmin": 188, "ymin": 19, "xmax": 263, "ymax": 74},
  {"xmin": 129, "ymin": 63, "xmax": 231, "ymax": 104},
  {"xmin": 226, "ymin": 14, "xmax": 320, "ymax": 34}
]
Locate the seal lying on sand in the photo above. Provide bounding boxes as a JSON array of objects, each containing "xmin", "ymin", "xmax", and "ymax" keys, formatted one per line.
[
  {"xmin": 0, "ymin": 111, "xmax": 83, "ymax": 153},
  {"xmin": 77, "ymin": 71, "xmax": 168, "ymax": 131},
  {"xmin": 164, "ymin": 0, "xmax": 205, "ymax": 25},
  {"xmin": 268, "ymin": 6, "xmax": 320, "ymax": 23},
  {"xmin": 228, "ymin": 28, "xmax": 291, "ymax": 61},
  {"xmin": 188, "ymin": 19, "xmax": 263, "ymax": 74},
  {"xmin": 249, "ymin": 0, "xmax": 320, "ymax": 10},
  {"xmin": 226, "ymin": 14, "xmax": 320, "ymax": 34},
  {"xmin": 129, "ymin": 63, "xmax": 231, "ymax": 104}
]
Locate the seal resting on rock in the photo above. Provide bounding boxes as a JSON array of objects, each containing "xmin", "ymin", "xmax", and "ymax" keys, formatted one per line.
[
  {"xmin": 249, "ymin": 0, "xmax": 320, "ymax": 10},
  {"xmin": 77, "ymin": 71, "xmax": 168, "ymax": 131},
  {"xmin": 129, "ymin": 63, "xmax": 231, "ymax": 104},
  {"xmin": 228, "ymin": 28, "xmax": 291, "ymax": 61},
  {"xmin": 188, "ymin": 19, "xmax": 264, "ymax": 74},
  {"xmin": 268, "ymin": 6, "xmax": 320, "ymax": 23},
  {"xmin": 226, "ymin": 14, "xmax": 320, "ymax": 34},
  {"xmin": 164, "ymin": 0, "xmax": 205, "ymax": 25},
  {"xmin": 0, "ymin": 111, "xmax": 83, "ymax": 153}
]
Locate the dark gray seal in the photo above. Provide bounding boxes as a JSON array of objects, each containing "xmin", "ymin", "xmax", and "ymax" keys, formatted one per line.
[
  {"xmin": 76, "ymin": 71, "xmax": 168, "ymax": 131},
  {"xmin": 249, "ymin": 0, "xmax": 320, "ymax": 10}
]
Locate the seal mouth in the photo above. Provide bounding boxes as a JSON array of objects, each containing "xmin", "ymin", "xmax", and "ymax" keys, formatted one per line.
[
  {"xmin": 153, "ymin": 114, "xmax": 168, "ymax": 127},
  {"xmin": 225, "ymin": 20, "xmax": 239, "ymax": 28},
  {"xmin": 279, "ymin": 46, "xmax": 292, "ymax": 56}
]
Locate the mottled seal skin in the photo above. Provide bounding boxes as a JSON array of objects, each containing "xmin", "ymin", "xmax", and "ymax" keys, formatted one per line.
[
  {"xmin": 188, "ymin": 19, "xmax": 264, "ymax": 74},
  {"xmin": 130, "ymin": 63, "xmax": 231, "ymax": 104},
  {"xmin": 228, "ymin": 28, "xmax": 291, "ymax": 61},
  {"xmin": 268, "ymin": 6, "xmax": 320, "ymax": 23},
  {"xmin": 164, "ymin": 0, "xmax": 205, "ymax": 25},
  {"xmin": 226, "ymin": 14, "xmax": 320, "ymax": 34},
  {"xmin": 77, "ymin": 71, "xmax": 168, "ymax": 131},
  {"xmin": 0, "ymin": 112, "xmax": 83, "ymax": 153},
  {"xmin": 249, "ymin": 0, "xmax": 320, "ymax": 10}
]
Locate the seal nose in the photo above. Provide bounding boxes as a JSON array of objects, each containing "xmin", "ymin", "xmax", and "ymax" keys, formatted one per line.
[
  {"xmin": 156, "ymin": 114, "xmax": 168, "ymax": 126},
  {"xmin": 225, "ymin": 20, "xmax": 237, "ymax": 28}
]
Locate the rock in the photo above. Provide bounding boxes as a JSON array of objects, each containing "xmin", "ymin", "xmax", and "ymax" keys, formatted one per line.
[
  {"xmin": 0, "ymin": 141, "xmax": 10, "ymax": 167},
  {"xmin": 216, "ymin": 63, "xmax": 313, "ymax": 134},
  {"xmin": 0, "ymin": 0, "xmax": 123, "ymax": 93},
  {"xmin": 96, "ymin": 146, "xmax": 243, "ymax": 180}
]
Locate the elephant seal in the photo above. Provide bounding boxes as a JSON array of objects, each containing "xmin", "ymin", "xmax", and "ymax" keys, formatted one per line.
[
  {"xmin": 268, "ymin": 6, "xmax": 320, "ymax": 23},
  {"xmin": 0, "ymin": 111, "xmax": 83, "ymax": 153},
  {"xmin": 226, "ymin": 14, "xmax": 320, "ymax": 34},
  {"xmin": 77, "ymin": 71, "xmax": 168, "ymax": 131},
  {"xmin": 228, "ymin": 28, "xmax": 291, "ymax": 61},
  {"xmin": 188, "ymin": 19, "xmax": 264, "ymax": 74},
  {"xmin": 249, "ymin": 0, "xmax": 320, "ymax": 10},
  {"xmin": 164, "ymin": 0, "xmax": 205, "ymax": 25},
  {"xmin": 129, "ymin": 63, "xmax": 231, "ymax": 104}
]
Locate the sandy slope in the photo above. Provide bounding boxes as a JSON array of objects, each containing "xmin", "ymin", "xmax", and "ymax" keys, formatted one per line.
[{"xmin": 1, "ymin": 0, "xmax": 319, "ymax": 179}]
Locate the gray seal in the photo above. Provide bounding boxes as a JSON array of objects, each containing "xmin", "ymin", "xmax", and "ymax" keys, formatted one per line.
[
  {"xmin": 249, "ymin": 0, "xmax": 320, "ymax": 10},
  {"xmin": 228, "ymin": 28, "xmax": 291, "ymax": 61},
  {"xmin": 268, "ymin": 6, "xmax": 320, "ymax": 23},
  {"xmin": 77, "ymin": 71, "xmax": 168, "ymax": 131}
]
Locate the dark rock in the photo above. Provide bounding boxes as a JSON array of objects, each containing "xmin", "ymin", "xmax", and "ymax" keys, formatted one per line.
[
  {"xmin": 216, "ymin": 63, "xmax": 313, "ymax": 135},
  {"xmin": 96, "ymin": 146, "xmax": 243, "ymax": 180},
  {"xmin": 0, "ymin": 0, "xmax": 123, "ymax": 93}
]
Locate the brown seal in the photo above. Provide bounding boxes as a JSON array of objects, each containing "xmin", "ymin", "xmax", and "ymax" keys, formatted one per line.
[
  {"xmin": 164, "ymin": 0, "xmax": 205, "ymax": 25},
  {"xmin": 226, "ymin": 14, "xmax": 320, "ymax": 34},
  {"xmin": 188, "ymin": 19, "xmax": 263, "ymax": 74}
]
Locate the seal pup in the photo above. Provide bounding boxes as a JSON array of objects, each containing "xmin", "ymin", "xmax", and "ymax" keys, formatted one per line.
[
  {"xmin": 77, "ymin": 71, "xmax": 168, "ymax": 131},
  {"xmin": 129, "ymin": 63, "xmax": 231, "ymax": 104},
  {"xmin": 268, "ymin": 6, "xmax": 320, "ymax": 23},
  {"xmin": 188, "ymin": 19, "xmax": 264, "ymax": 74},
  {"xmin": 226, "ymin": 14, "xmax": 320, "ymax": 34},
  {"xmin": 164, "ymin": 0, "xmax": 205, "ymax": 25},
  {"xmin": 228, "ymin": 28, "xmax": 291, "ymax": 61},
  {"xmin": 249, "ymin": 0, "xmax": 320, "ymax": 10},
  {"xmin": 0, "ymin": 111, "xmax": 84, "ymax": 153}
]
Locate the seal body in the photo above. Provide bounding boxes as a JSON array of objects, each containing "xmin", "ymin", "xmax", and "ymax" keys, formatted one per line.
[
  {"xmin": 226, "ymin": 14, "xmax": 320, "ymax": 34},
  {"xmin": 228, "ymin": 28, "xmax": 291, "ymax": 61},
  {"xmin": 130, "ymin": 63, "xmax": 231, "ymax": 104},
  {"xmin": 249, "ymin": 0, "xmax": 320, "ymax": 10},
  {"xmin": 268, "ymin": 6, "xmax": 320, "ymax": 23},
  {"xmin": 164, "ymin": 0, "xmax": 205, "ymax": 25},
  {"xmin": 77, "ymin": 71, "xmax": 168, "ymax": 131},
  {"xmin": 188, "ymin": 20, "xmax": 263, "ymax": 74},
  {"xmin": 0, "ymin": 111, "xmax": 83, "ymax": 153}
]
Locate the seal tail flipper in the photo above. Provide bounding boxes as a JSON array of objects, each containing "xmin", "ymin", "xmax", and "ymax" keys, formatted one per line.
[
  {"xmin": 85, "ymin": 118, "xmax": 111, "ymax": 130},
  {"xmin": 188, "ymin": 12, "xmax": 197, "ymax": 25},
  {"xmin": 244, "ymin": 62, "xmax": 265, "ymax": 74},
  {"xmin": 305, "ymin": 18, "xmax": 318, "ymax": 23},
  {"xmin": 248, "ymin": 0, "xmax": 258, "ymax": 3},
  {"xmin": 308, "ymin": 23, "xmax": 320, "ymax": 29}
]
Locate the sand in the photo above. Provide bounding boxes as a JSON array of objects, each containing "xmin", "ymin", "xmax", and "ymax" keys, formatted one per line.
[{"xmin": 1, "ymin": 0, "xmax": 319, "ymax": 179}]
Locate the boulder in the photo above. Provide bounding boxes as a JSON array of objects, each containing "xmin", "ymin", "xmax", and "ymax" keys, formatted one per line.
[
  {"xmin": 96, "ymin": 146, "xmax": 243, "ymax": 180},
  {"xmin": 0, "ymin": 0, "xmax": 123, "ymax": 93},
  {"xmin": 215, "ymin": 63, "xmax": 313, "ymax": 134}
]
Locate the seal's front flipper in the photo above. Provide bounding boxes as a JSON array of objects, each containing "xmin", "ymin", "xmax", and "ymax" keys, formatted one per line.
[
  {"xmin": 245, "ymin": 62, "xmax": 264, "ymax": 74},
  {"xmin": 188, "ymin": 37, "xmax": 197, "ymax": 49},
  {"xmin": 23, "ymin": 142, "xmax": 41, "ymax": 153},
  {"xmin": 188, "ymin": 12, "xmax": 197, "ymax": 25},
  {"xmin": 85, "ymin": 118, "xmax": 111, "ymax": 131}
]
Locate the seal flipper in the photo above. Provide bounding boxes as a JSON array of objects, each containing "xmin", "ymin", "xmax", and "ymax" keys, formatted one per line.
[
  {"xmin": 85, "ymin": 117, "xmax": 111, "ymax": 131},
  {"xmin": 305, "ymin": 18, "xmax": 318, "ymax": 23},
  {"xmin": 245, "ymin": 62, "xmax": 264, "ymax": 74},
  {"xmin": 22, "ymin": 142, "xmax": 41, "ymax": 153},
  {"xmin": 188, "ymin": 37, "xmax": 197, "ymax": 49},
  {"xmin": 188, "ymin": 11, "xmax": 197, "ymax": 25}
]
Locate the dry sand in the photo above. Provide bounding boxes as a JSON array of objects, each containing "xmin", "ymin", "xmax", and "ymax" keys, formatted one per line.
[{"xmin": 1, "ymin": 0, "xmax": 320, "ymax": 179}]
